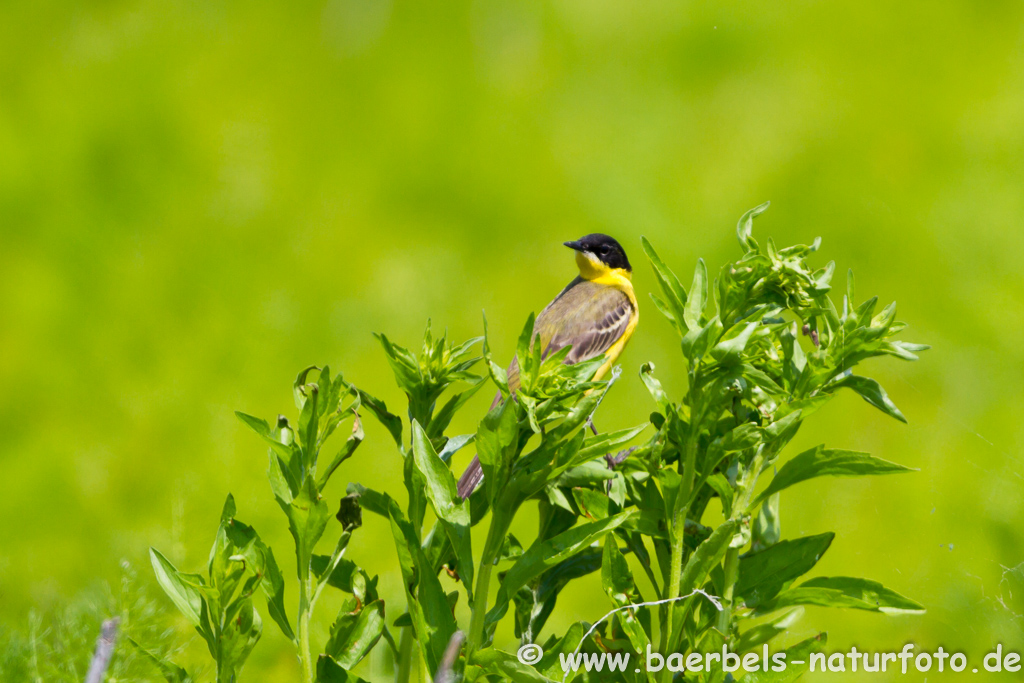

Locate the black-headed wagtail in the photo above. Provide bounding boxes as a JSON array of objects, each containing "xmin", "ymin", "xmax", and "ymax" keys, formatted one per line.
[{"xmin": 456, "ymin": 234, "xmax": 639, "ymax": 499}]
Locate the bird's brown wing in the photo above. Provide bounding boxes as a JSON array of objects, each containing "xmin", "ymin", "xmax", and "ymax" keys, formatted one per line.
[
  {"xmin": 536, "ymin": 278, "xmax": 634, "ymax": 365},
  {"xmin": 457, "ymin": 279, "xmax": 635, "ymax": 499},
  {"xmin": 505, "ymin": 278, "xmax": 633, "ymax": 393}
]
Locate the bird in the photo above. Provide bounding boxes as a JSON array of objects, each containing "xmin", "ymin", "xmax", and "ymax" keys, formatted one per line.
[{"xmin": 456, "ymin": 233, "xmax": 639, "ymax": 499}]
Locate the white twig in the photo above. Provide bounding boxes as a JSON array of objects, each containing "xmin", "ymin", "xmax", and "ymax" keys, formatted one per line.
[
  {"xmin": 560, "ymin": 589, "xmax": 722, "ymax": 683},
  {"xmin": 85, "ymin": 617, "xmax": 120, "ymax": 683},
  {"xmin": 584, "ymin": 365, "xmax": 622, "ymax": 429}
]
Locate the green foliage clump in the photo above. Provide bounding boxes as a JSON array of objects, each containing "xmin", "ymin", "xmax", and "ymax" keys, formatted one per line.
[
  {"xmin": 635, "ymin": 201, "xmax": 929, "ymax": 678},
  {"xmin": 148, "ymin": 365, "xmax": 381, "ymax": 683},
  {"xmin": 145, "ymin": 203, "xmax": 927, "ymax": 683}
]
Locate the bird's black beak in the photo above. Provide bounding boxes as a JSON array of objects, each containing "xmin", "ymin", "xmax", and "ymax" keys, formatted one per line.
[{"xmin": 563, "ymin": 240, "xmax": 584, "ymax": 251}]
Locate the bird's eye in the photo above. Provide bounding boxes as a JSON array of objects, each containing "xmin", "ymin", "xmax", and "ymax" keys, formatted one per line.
[{"xmin": 601, "ymin": 245, "xmax": 611, "ymax": 255}]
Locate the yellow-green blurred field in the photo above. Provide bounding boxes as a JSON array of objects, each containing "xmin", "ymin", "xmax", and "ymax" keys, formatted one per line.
[{"xmin": 2, "ymin": 1, "xmax": 1024, "ymax": 680}]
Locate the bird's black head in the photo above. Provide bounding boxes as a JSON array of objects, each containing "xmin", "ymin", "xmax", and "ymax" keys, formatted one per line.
[{"xmin": 563, "ymin": 234, "xmax": 632, "ymax": 272}]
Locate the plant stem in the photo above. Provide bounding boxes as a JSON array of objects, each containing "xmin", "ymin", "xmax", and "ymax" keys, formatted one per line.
[
  {"xmin": 297, "ymin": 576, "xmax": 314, "ymax": 683},
  {"xmin": 310, "ymin": 532, "xmax": 351, "ymax": 612},
  {"xmin": 663, "ymin": 419, "xmax": 699, "ymax": 655},
  {"xmin": 395, "ymin": 629, "xmax": 414, "ymax": 683},
  {"xmin": 716, "ymin": 451, "xmax": 765, "ymax": 634},
  {"xmin": 716, "ymin": 547, "xmax": 740, "ymax": 633},
  {"xmin": 467, "ymin": 560, "xmax": 494, "ymax": 654},
  {"xmin": 467, "ymin": 510, "xmax": 508, "ymax": 655}
]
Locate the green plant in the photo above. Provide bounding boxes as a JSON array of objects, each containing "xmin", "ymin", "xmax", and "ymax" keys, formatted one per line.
[
  {"xmin": 148, "ymin": 365, "xmax": 382, "ymax": 683},
  {"xmin": 351, "ymin": 319, "xmax": 646, "ymax": 681},
  {"xmin": 234, "ymin": 366, "xmax": 387, "ymax": 683},
  {"xmin": 149, "ymin": 496, "xmax": 268, "ymax": 683},
  {"xmin": 629, "ymin": 201, "xmax": 929, "ymax": 681},
  {"xmin": 146, "ymin": 202, "xmax": 928, "ymax": 683},
  {"xmin": 347, "ymin": 203, "xmax": 928, "ymax": 683}
]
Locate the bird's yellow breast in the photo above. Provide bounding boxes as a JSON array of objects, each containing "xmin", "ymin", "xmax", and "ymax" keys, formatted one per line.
[{"xmin": 573, "ymin": 252, "xmax": 639, "ymax": 380}]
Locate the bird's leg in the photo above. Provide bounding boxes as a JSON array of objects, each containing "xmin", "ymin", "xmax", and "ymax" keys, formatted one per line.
[{"xmin": 587, "ymin": 417, "xmax": 598, "ymax": 435}]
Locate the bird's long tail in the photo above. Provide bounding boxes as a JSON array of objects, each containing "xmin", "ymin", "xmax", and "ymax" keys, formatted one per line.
[
  {"xmin": 455, "ymin": 390, "xmax": 503, "ymax": 499},
  {"xmin": 456, "ymin": 454, "xmax": 483, "ymax": 500}
]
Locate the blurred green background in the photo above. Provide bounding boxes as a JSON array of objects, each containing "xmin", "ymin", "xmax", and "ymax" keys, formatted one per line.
[{"xmin": 2, "ymin": 0, "xmax": 1023, "ymax": 680}]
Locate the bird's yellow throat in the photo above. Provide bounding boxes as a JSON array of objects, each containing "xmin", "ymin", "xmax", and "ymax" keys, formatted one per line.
[{"xmin": 575, "ymin": 250, "xmax": 633, "ymax": 289}]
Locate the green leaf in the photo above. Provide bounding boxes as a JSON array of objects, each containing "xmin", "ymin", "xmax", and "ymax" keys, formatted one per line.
[
  {"xmin": 297, "ymin": 382, "xmax": 321, "ymax": 458},
  {"xmin": 278, "ymin": 475, "xmax": 331, "ymax": 582},
  {"xmin": 572, "ymin": 487, "xmax": 612, "ymax": 520},
  {"xmin": 775, "ymin": 394, "xmax": 830, "ymax": 421},
  {"xmin": 470, "ymin": 648, "xmax": 557, "ymax": 683},
  {"xmin": 500, "ymin": 533, "xmax": 525, "ymax": 562},
  {"xmin": 601, "ymin": 538, "xmax": 650, "ymax": 654},
  {"xmin": 733, "ymin": 608, "xmax": 804, "ymax": 653},
  {"xmin": 347, "ymin": 483, "xmax": 389, "ymax": 517},
  {"xmin": 235, "ymin": 411, "xmax": 271, "ymax": 437},
  {"xmin": 740, "ymin": 364, "xmax": 786, "ymax": 396},
  {"xmin": 601, "ymin": 537, "xmax": 634, "ymax": 601},
  {"xmin": 641, "ymin": 236, "xmax": 689, "ymax": 334},
  {"xmin": 711, "ymin": 322, "xmax": 758, "ymax": 365},
  {"xmin": 311, "ymin": 556, "xmax": 375, "ymax": 602},
  {"xmin": 555, "ymin": 460, "xmax": 616, "ymax": 488},
  {"xmin": 324, "ymin": 600, "xmax": 385, "ymax": 668},
  {"xmin": 261, "ymin": 544, "xmax": 295, "ymax": 641},
  {"xmin": 882, "ymin": 340, "xmax": 930, "ymax": 361},
  {"xmin": 648, "ymin": 293, "xmax": 678, "ymax": 330},
  {"xmin": 705, "ymin": 473, "xmax": 734, "ymax": 517},
  {"xmin": 721, "ymin": 422, "xmax": 762, "ymax": 451},
  {"xmin": 237, "ymin": 411, "xmax": 300, "ymax": 472},
  {"xmin": 267, "ymin": 450, "xmax": 301, "ymax": 504},
  {"xmin": 535, "ymin": 623, "xmax": 586, "ymax": 679},
  {"xmin": 639, "ymin": 362, "xmax": 669, "ymax": 409},
  {"xmin": 735, "ymin": 533, "xmax": 834, "ymax": 607},
  {"xmin": 571, "ymin": 424, "xmax": 647, "ymax": 467},
  {"xmin": 516, "ymin": 312, "xmax": 539, "ymax": 388},
  {"xmin": 475, "ymin": 399, "xmax": 519, "ymax": 504},
  {"xmin": 754, "ymin": 445, "xmax": 914, "ymax": 505},
  {"xmin": 438, "ymin": 433, "xmax": 475, "ymax": 463},
  {"xmin": 317, "ymin": 365, "xmax": 334, "ymax": 418},
  {"xmin": 679, "ymin": 519, "xmax": 739, "ymax": 595},
  {"xmin": 684, "ymin": 258, "xmax": 708, "ymax": 329},
  {"xmin": 512, "ymin": 549, "xmax": 603, "ymax": 642},
  {"xmin": 411, "ymin": 421, "xmax": 474, "ymax": 599},
  {"xmin": 736, "ymin": 201, "xmax": 770, "ymax": 253},
  {"xmin": 828, "ymin": 374, "xmax": 907, "ymax": 422},
  {"xmin": 294, "ymin": 365, "xmax": 320, "ymax": 408},
  {"xmin": 683, "ymin": 315, "xmax": 722, "ymax": 360},
  {"xmin": 210, "ymin": 597, "xmax": 262, "ymax": 682},
  {"xmin": 763, "ymin": 408, "xmax": 802, "ymax": 445},
  {"xmin": 751, "ymin": 493, "xmax": 781, "ymax": 552},
  {"xmin": 317, "ymin": 414, "xmax": 364, "ymax": 490},
  {"xmin": 358, "ymin": 388, "xmax": 404, "ymax": 448},
  {"xmin": 385, "ymin": 495, "xmax": 457, "ymax": 672},
  {"xmin": 428, "ymin": 377, "xmax": 486, "ymax": 439},
  {"xmin": 127, "ymin": 638, "xmax": 192, "ymax": 683},
  {"xmin": 316, "ymin": 654, "xmax": 370, "ymax": 683},
  {"xmin": 657, "ymin": 468, "xmax": 681, "ymax": 526},
  {"xmin": 149, "ymin": 548, "xmax": 204, "ymax": 628},
  {"xmin": 487, "ymin": 510, "xmax": 636, "ymax": 627},
  {"xmin": 757, "ymin": 576, "xmax": 925, "ymax": 614},
  {"xmin": 375, "ymin": 333, "xmax": 421, "ymax": 396}
]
